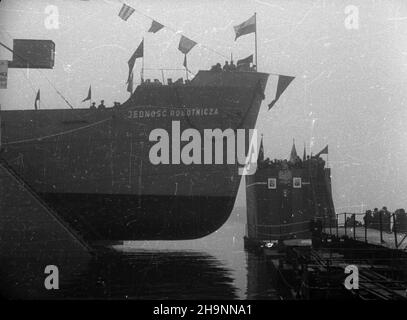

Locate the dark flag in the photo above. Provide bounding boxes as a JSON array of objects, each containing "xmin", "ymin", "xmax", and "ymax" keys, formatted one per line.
[
  {"xmin": 128, "ymin": 39, "xmax": 144, "ymax": 82},
  {"xmin": 303, "ymin": 143, "xmax": 306, "ymax": 161},
  {"xmin": 316, "ymin": 145, "xmax": 328, "ymax": 157},
  {"xmin": 178, "ymin": 35, "xmax": 197, "ymax": 55},
  {"xmin": 234, "ymin": 14, "xmax": 256, "ymax": 40},
  {"xmin": 34, "ymin": 89, "xmax": 40, "ymax": 110},
  {"xmin": 289, "ymin": 139, "xmax": 298, "ymax": 163},
  {"xmin": 127, "ymin": 71, "xmax": 133, "ymax": 94},
  {"xmin": 118, "ymin": 3, "xmax": 135, "ymax": 21},
  {"xmin": 237, "ymin": 54, "xmax": 253, "ymax": 66},
  {"xmin": 82, "ymin": 85, "xmax": 91, "ymax": 102},
  {"xmin": 258, "ymin": 135, "xmax": 264, "ymax": 163},
  {"xmin": 148, "ymin": 20, "xmax": 164, "ymax": 33},
  {"xmin": 268, "ymin": 75, "xmax": 295, "ymax": 110}
]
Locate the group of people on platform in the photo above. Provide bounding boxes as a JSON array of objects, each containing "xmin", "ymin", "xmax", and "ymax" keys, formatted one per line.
[
  {"xmin": 339, "ymin": 207, "xmax": 407, "ymax": 236},
  {"xmin": 350, "ymin": 207, "xmax": 407, "ymax": 232},
  {"xmin": 210, "ymin": 60, "xmax": 257, "ymax": 72}
]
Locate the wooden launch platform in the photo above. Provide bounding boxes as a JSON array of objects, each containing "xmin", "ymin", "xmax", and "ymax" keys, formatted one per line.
[
  {"xmin": 0, "ymin": 159, "xmax": 92, "ymax": 259},
  {"xmin": 0, "ymin": 159, "xmax": 93, "ymax": 298}
]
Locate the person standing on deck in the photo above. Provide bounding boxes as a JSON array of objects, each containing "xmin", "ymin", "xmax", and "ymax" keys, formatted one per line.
[{"xmin": 98, "ymin": 100, "xmax": 106, "ymax": 110}]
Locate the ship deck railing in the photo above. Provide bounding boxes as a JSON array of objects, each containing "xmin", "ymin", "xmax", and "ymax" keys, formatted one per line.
[{"xmin": 247, "ymin": 221, "xmax": 311, "ymax": 239}]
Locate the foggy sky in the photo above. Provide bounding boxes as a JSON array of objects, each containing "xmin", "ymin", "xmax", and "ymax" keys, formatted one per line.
[{"xmin": 1, "ymin": 0, "xmax": 407, "ymax": 213}]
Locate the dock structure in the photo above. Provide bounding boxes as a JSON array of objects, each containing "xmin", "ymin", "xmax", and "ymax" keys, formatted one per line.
[
  {"xmin": 242, "ymin": 137, "xmax": 407, "ymax": 299},
  {"xmin": 323, "ymin": 212, "xmax": 407, "ymax": 251},
  {"xmin": 325, "ymin": 226, "xmax": 407, "ymax": 251},
  {"xmin": 0, "ymin": 158, "xmax": 92, "ymax": 298},
  {"xmin": 252, "ymin": 236, "xmax": 407, "ymax": 300}
]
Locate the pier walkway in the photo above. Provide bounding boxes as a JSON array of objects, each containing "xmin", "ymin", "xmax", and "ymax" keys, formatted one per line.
[
  {"xmin": 324, "ymin": 226, "xmax": 407, "ymax": 251},
  {"xmin": 322, "ymin": 212, "xmax": 407, "ymax": 251}
]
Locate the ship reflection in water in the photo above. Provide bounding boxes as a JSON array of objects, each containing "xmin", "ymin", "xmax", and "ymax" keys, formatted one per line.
[
  {"xmin": 68, "ymin": 212, "xmax": 279, "ymax": 300},
  {"xmin": 1, "ymin": 210, "xmax": 280, "ymax": 299}
]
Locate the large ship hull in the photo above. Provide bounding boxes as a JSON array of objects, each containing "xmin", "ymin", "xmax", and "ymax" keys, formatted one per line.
[{"xmin": 1, "ymin": 71, "xmax": 269, "ymax": 240}]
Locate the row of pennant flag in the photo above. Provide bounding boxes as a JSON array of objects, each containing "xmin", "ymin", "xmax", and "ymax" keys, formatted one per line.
[
  {"xmin": 31, "ymin": 4, "xmax": 295, "ymax": 110},
  {"xmin": 119, "ymin": 3, "xmax": 295, "ymax": 110},
  {"xmin": 120, "ymin": 3, "xmax": 259, "ymax": 87}
]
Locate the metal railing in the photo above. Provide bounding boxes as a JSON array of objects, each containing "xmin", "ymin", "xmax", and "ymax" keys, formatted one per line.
[
  {"xmin": 322, "ymin": 211, "xmax": 407, "ymax": 249},
  {"xmin": 247, "ymin": 221, "xmax": 311, "ymax": 240}
]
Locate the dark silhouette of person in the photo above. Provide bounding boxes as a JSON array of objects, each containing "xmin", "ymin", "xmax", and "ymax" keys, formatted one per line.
[
  {"xmin": 90, "ymin": 102, "xmax": 96, "ymax": 110},
  {"xmin": 223, "ymin": 61, "xmax": 230, "ymax": 71},
  {"xmin": 372, "ymin": 208, "xmax": 379, "ymax": 230},
  {"xmin": 98, "ymin": 100, "xmax": 106, "ymax": 110},
  {"xmin": 230, "ymin": 61, "xmax": 236, "ymax": 71},
  {"xmin": 381, "ymin": 206, "xmax": 391, "ymax": 232},
  {"xmin": 364, "ymin": 210, "xmax": 372, "ymax": 227},
  {"xmin": 210, "ymin": 63, "xmax": 222, "ymax": 72}
]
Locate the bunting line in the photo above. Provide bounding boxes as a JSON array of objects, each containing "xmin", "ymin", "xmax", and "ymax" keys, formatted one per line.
[{"xmin": 114, "ymin": 0, "xmax": 228, "ymax": 59}]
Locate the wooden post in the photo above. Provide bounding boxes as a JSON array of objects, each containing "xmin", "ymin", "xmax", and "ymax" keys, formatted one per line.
[
  {"xmin": 364, "ymin": 213, "xmax": 368, "ymax": 243},
  {"xmin": 393, "ymin": 213, "xmax": 398, "ymax": 248},
  {"xmin": 353, "ymin": 214, "xmax": 356, "ymax": 240},
  {"xmin": 329, "ymin": 214, "xmax": 332, "ymax": 236},
  {"xmin": 336, "ymin": 214, "xmax": 339, "ymax": 238},
  {"xmin": 344, "ymin": 213, "xmax": 347, "ymax": 237},
  {"xmin": 379, "ymin": 211, "xmax": 384, "ymax": 243}
]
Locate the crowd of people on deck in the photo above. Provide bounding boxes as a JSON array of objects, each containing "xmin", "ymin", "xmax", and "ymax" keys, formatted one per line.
[
  {"xmin": 90, "ymin": 100, "xmax": 121, "ymax": 110},
  {"xmin": 210, "ymin": 60, "xmax": 257, "ymax": 72},
  {"xmin": 258, "ymin": 155, "xmax": 326, "ymax": 170}
]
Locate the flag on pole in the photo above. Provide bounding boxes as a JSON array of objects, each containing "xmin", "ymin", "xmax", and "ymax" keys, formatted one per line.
[
  {"xmin": 234, "ymin": 14, "xmax": 256, "ymax": 40},
  {"xmin": 128, "ymin": 39, "xmax": 144, "ymax": 82},
  {"xmin": 316, "ymin": 145, "xmax": 328, "ymax": 157},
  {"xmin": 148, "ymin": 20, "xmax": 164, "ymax": 33},
  {"xmin": 34, "ymin": 89, "xmax": 40, "ymax": 110},
  {"xmin": 289, "ymin": 139, "xmax": 299, "ymax": 163},
  {"xmin": 82, "ymin": 85, "xmax": 91, "ymax": 102},
  {"xmin": 237, "ymin": 54, "xmax": 253, "ymax": 66},
  {"xmin": 127, "ymin": 71, "xmax": 133, "ymax": 94},
  {"xmin": 178, "ymin": 35, "xmax": 197, "ymax": 55},
  {"xmin": 268, "ymin": 75, "xmax": 295, "ymax": 110},
  {"xmin": 118, "ymin": 3, "xmax": 135, "ymax": 21}
]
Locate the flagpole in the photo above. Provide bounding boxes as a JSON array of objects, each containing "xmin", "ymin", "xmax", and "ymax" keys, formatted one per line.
[
  {"xmin": 141, "ymin": 37, "xmax": 145, "ymax": 83},
  {"xmin": 0, "ymin": 103, "xmax": 2, "ymax": 152},
  {"xmin": 184, "ymin": 54, "xmax": 188, "ymax": 81},
  {"xmin": 254, "ymin": 12, "xmax": 258, "ymax": 71}
]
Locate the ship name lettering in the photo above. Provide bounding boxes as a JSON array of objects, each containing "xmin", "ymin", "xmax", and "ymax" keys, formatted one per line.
[{"xmin": 127, "ymin": 108, "xmax": 219, "ymax": 119}]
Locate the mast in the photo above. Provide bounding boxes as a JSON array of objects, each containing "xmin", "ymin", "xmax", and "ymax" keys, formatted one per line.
[
  {"xmin": 141, "ymin": 37, "xmax": 145, "ymax": 83},
  {"xmin": 0, "ymin": 103, "xmax": 2, "ymax": 152},
  {"xmin": 254, "ymin": 12, "xmax": 258, "ymax": 71}
]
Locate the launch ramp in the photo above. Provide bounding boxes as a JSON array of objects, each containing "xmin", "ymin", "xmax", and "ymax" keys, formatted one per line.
[{"xmin": 0, "ymin": 159, "xmax": 92, "ymax": 259}]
